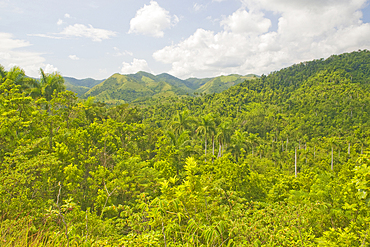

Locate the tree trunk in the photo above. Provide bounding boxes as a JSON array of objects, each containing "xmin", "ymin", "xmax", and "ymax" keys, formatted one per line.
[
  {"xmin": 204, "ymin": 134, "xmax": 207, "ymax": 160},
  {"xmin": 331, "ymin": 146, "xmax": 334, "ymax": 171},
  {"xmin": 286, "ymin": 137, "xmax": 288, "ymax": 151},
  {"xmin": 49, "ymin": 121, "xmax": 53, "ymax": 150},
  {"xmin": 212, "ymin": 135, "xmax": 215, "ymax": 158},
  {"xmin": 295, "ymin": 147, "xmax": 297, "ymax": 178}
]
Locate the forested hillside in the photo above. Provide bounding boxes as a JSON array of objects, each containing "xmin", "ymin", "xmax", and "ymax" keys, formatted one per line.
[
  {"xmin": 81, "ymin": 72, "xmax": 256, "ymax": 104},
  {"xmin": 2, "ymin": 50, "xmax": 370, "ymax": 246}
]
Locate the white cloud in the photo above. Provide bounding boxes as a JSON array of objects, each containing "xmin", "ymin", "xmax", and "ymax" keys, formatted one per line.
[
  {"xmin": 43, "ymin": 64, "xmax": 58, "ymax": 74},
  {"xmin": 128, "ymin": 1, "xmax": 179, "ymax": 37},
  {"xmin": 153, "ymin": 0, "xmax": 370, "ymax": 78},
  {"xmin": 0, "ymin": 32, "xmax": 57, "ymax": 77},
  {"xmin": 120, "ymin": 58, "xmax": 151, "ymax": 74},
  {"xmin": 220, "ymin": 9, "xmax": 271, "ymax": 34},
  {"xmin": 193, "ymin": 3, "xmax": 207, "ymax": 11},
  {"xmin": 68, "ymin": 55, "xmax": 79, "ymax": 60},
  {"xmin": 31, "ymin": 24, "xmax": 117, "ymax": 42},
  {"xmin": 112, "ymin": 47, "xmax": 133, "ymax": 57},
  {"xmin": 153, "ymin": 29, "xmax": 252, "ymax": 78},
  {"xmin": 57, "ymin": 19, "xmax": 64, "ymax": 25},
  {"xmin": 28, "ymin": 34, "xmax": 63, "ymax": 39},
  {"xmin": 60, "ymin": 24, "xmax": 117, "ymax": 42},
  {"xmin": 64, "ymin": 13, "xmax": 71, "ymax": 18},
  {"xmin": 0, "ymin": 32, "xmax": 30, "ymax": 50}
]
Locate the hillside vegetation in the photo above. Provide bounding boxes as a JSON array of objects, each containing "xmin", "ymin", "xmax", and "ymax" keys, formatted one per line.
[
  {"xmin": 1, "ymin": 50, "xmax": 370, "ymax": 246},
  {"xmin": 80, "ymin": 72, "xmax": 257, "ymax": 104},
  {"xmin": 64, "ymin": 76, "xmax": 103, "ymax": 96}
]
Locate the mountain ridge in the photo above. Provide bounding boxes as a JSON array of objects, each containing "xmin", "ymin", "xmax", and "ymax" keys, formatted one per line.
[{"xmin": 65, "ymin": 72, "xmax": 258, "ymax": 104}]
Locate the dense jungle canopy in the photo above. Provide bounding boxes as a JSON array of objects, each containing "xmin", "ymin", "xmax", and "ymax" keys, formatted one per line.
[{"xmin": 2, "ymin": 50, "xmax": 370, "ymax": 246}]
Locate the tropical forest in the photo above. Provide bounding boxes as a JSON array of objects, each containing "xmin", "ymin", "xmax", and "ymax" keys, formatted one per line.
[{"xmin": 2, "ymin": 50, "xmax": 370, "ymax": 246}]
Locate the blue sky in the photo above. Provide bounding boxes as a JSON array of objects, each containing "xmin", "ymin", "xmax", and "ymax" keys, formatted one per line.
[{"xmin": 1, "ymin": 0, "xmax": 370, "ymax": 79}]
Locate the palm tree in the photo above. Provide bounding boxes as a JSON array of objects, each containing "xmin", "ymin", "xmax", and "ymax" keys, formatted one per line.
[
  {"xmin": 38, "ymin": 68, "xmax": 65, "ymax": 101},
  {"xmin": 35, "ymin": 69, "xmax": 66, "ymax": 150},
  {"xmin": 0, "ymin": 65, "xmax": 7, "ymax": 83},
  {"xmin": 196, "ymin": 113, "xmax": 216, "ymax": 160},
  {"xmin": 167, "ymin": 129, "xmax": 191, "ymax": 174},
  {"xmin": 246, "ymin": 133, "xmax": 259, "ymax": 156},
  {"xmin": 3, "ymin": 66, "xmax": 35, "ymax": 94},
  {"xmin": 216, "ymin": 120, "xmax": 232, "ymax": 158},
  {"xmin": 229, "ymin": 130, "xmax": 249, "ymax": 162},
  {"xmin": 328, "ymin": 137, "xmax": 339, "ymax": 171},
  {"xmin": 171, "ymin": 109, "xmax": 195, "ymax": 135}
]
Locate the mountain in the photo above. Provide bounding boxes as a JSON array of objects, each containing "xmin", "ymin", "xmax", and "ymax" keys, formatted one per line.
[
  {"xmin": 81, "ymin": 72, "xmax": 257, "ymax": 104},
  {"xmin": 83, "ymin": 73, "xmax": 193, "ymax": 104},
  {"xmin": 4, "ymin": 50, "xmax": 370, "ymax": 246},
  {"xmin": 143, "ymin": 49, "xmax": 370, "ymax": 142},
  {"xmin": 127, "ymin": 71, "xmax": 194, "ymax": 93},
  {"xmin": 63, "ymin": 77, "xmax": 104, "ymax": 96},
  {"xmin": 195, "ymin": 74, "xmax": 257, "ymax": 94},
  {"xmin": 64, "ymin": 77, "xmax": 103, "ymax": 88}
]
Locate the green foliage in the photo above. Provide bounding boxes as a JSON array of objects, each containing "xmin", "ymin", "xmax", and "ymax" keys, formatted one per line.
[
  {"xmin": 2, "ymin": 50, "xmax": 370, "ymax": 246},
  {"xmin": 81, "ymin": 71, "xmax": 257, "ymax": 105}
]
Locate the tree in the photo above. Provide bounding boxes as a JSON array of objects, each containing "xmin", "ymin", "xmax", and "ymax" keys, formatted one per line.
[
  {"xmin": 38, "ymin": 68, "xmax": 66, "ymax": 101},
  {"xmin": 2, "ymin": 66, "xmax": 35, "ymax": 95},
  {"xmin": 216, "ymin": 120, "xmax": 232, "ymax": 158},
  {"xmin": 170, "ymin": 109, "xmax": 195, "ymax": 135},
  {"xmin": 166, "ymin": 129, "xmax": 191, "ymax": 174},
  {"xmin": 246, "ymin": 132, "xmax": 260, "ymax": 156},
  {"xmin": 229, "ymin": 130, "xmax": 249, "ymax": 162},
  {"xmin": 196, "ymin": 113, "xmax": 216, "ymax": 160}
]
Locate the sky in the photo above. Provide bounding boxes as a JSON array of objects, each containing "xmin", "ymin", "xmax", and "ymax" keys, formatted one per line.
[{"xmin": 1, "ymin": 0, "xmax": 370, "ymax": 80}]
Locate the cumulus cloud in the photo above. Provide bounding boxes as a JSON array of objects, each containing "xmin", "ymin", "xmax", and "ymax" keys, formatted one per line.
[
  {"xmin": 68, "ymin": 55, "xmax": 79, "ymax": 60},
  {"xmin": 120, "ymin": 58, "xmax": 151, "ymax": 74},
  {"xmin": 0, "ymin": 32, "xmax": 57, "ymax": 77},
  {"xmin": 153, "ymin": 29, "xmax": 254, "ymax": 78},
  {"xmin": 43, "ymin": 64, "xmax": 58, "ymax": 74},
  {"xmin": 220, "ymin": 9, "xmax": 271, "ymax": 34},
  {"xmin": 128, "ymin": 1, "xmax": 179, "ymax": 37},
  {"xmin": 64, "ymin": 13, "xmax": 71, "ymax": 18},
  {"xmin": 153, "ymin": 0, "xmax": 370, "ymax": 78}
]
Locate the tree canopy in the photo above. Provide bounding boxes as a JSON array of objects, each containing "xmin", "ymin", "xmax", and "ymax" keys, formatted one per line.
[{"xmin": 2, "ymin": 50, "xmax": 370, "ymax": 246}]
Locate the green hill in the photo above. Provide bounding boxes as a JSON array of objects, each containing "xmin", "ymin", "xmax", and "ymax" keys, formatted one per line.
[
  {"xmin": 195, "ymin": 74, "xmax": 257, "ymax": 94},
  {"xmin": 83, "ymin": 73, "xmax": 193, "ymax": 104},
  {"xmin": 81, "ymin": 71, "xmax": 258, "ymax": 104},
  {"xmin": 64, "ymin": 77, "xmax": 103, "ymax": 96},
  {"xmin": 4, "ymin": 50, "xmax": 370, "ymax": 246},
  {"xmin": 83, "ymin": 73, "xmax": 152, "ymax": 104},
  {"xmin": 127, "ymin": 71, "xmax": 193, "ymax": 93},
  {"xmin": 144, "ymin": 50, "xmax": 370, "ymax": 140}
]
